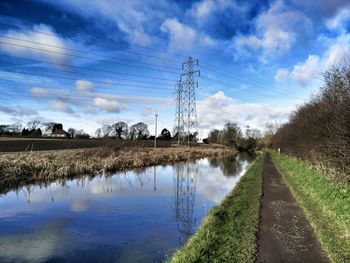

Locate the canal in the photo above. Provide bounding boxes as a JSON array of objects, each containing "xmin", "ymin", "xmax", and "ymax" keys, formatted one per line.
[{"xmin": 0, "ymin": 153, "xmax": 255, "ymax": 262}]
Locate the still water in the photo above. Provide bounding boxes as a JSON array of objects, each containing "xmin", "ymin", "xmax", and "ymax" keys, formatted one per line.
[{"xmin": 0, "ymin": 153, "xmax": 254, "ymax": 263}]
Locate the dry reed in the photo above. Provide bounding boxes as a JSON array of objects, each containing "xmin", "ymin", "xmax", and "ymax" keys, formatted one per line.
[{"xmin": 0, "ymin": 144, "xmax": 236, "ymax": 193}]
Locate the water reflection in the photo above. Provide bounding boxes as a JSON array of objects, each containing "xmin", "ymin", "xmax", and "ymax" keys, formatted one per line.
[
  {"xmin": 210, "ymin": 152, "xmax": 255, "ymax": 177},
  {"xmin": 173, "ymin": 163, "xmax": 198, "ymax": 244},
  {"xmin": 0, "ymin": 153, "xmax": 254, "ymax": 262}
]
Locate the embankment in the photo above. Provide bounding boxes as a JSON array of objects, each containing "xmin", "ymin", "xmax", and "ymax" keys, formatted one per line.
[
  {"xmin": 270, "ymin": 151, "xmax": 350, "ymax": 263},
  {"xmin": 170, "ymin": 152, "xmax": 265, "ymax": 263},
  {"xmin": 0, "ymin": 145, "xmax": 236, "ymax": 194}
]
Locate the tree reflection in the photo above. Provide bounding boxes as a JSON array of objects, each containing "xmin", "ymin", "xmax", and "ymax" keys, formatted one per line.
[
  {"xmin": 209, "ymin": 153, "xmax": 255, "ymax": 177},
  {"xmin": 173, "ymin": 162, "xmax": 198, "ymax": 245}
]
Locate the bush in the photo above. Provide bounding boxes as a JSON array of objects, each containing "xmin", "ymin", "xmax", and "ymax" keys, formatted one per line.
[{"xmin": 272, "ymin": 65, "xmax": 350, "ymax": 184}]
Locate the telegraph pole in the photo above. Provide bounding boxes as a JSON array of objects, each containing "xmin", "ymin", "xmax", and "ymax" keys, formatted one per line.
[
  {"xmin": 154, "ymin": 114, "xmax": 158, "ymax": 148},
  {"xmin": 174, "ymin": 57, "xmax": 200, "ymax": 147},
  {"xmin": 153, "ymin": 166, "xmax": 157, "ymax": 191}
]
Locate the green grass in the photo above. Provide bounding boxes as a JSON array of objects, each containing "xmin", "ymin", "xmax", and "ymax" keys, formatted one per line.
[
  {"xmin": 270, "ymin": 151, "xmax": 350, "ymax": 263},
  {"xmin": 170, "ymin": 153, "xmax": 265, "ymax": 263}
]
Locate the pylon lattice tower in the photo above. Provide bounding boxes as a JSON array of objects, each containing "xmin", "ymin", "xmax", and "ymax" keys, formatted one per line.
[
  {"xmin": 174, "ymin": 57, "xmax": 200, "ymax": 146},
  {"xmin": 173, "ymin": 163, "xmax": 198, "ymax": 244}
]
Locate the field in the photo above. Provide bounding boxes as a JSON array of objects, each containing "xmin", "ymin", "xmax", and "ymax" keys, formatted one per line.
[{"xmin": 0, "ymin": 137, "xmax": 173, "ymax": 152}]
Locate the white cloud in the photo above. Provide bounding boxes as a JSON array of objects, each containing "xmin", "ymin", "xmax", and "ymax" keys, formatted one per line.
[
  {"xmin": 326, "ymin": 8, "xmax": 350, "ymax": 30},
  {"xmin": 275, "ymin": 68, "xmax": 290, "ymax": 81},
  {"xmin": 188, "ymin": 0, "xmax": 242, "ymax": 22},
  {"xmin": 31, "ymin": 87, "xmax": 73, "ymax": 103},
  {"xmin": 190, "ymin": 0, "xmax": 215, "ymax": 19},
  {"xmin": 0, "ymin": 105, "xmax": 37, "ymax": 117},
  {"xmin": 76, "ymin": 80, "xmax": 95, "ymax": 92},
  {"xmin": 0, "ymin": 24, "xmax": 68, "ymax": 65},
  {"xmin": 40, "ymin": 0, "xmax": 154, "ymax": 46},
  {"xmin": 290, "ymin": 0, "xmax": 350, "ymax": 20},
  {"xmin": 118, "ymin": 21, "xmax": 152, "ymax": 46},
  {"xmin": 284, "ymin": 33, "xmax": 350, "ymax": 86},
  {"xmin": 199, "ymin": 34, "xmax": 216, "ymax": 46},
  {"xmin": 290, "ymin": 55, "xmax": 320, "ymax": 86},
  {"xmin": 198, "ymin": 91, "xmax": 291, "ymax": 132},
  {"xmin": 323, "ymin": 34, "xmax": 350, "ymax": 70},
  {"xmin": 160, "ymin": 18, "xmax": 196, "ymax": 51},
  {"xmin": 51, "ymin": 101, "xmax": 74, "ymax": 113},
  {"xmin": 233, "ymin": 0, "xmax": 309, "ymax": 60},
  {"xmin": 93, "ymin": 97, "xmax": 124, "ymax": 112}
]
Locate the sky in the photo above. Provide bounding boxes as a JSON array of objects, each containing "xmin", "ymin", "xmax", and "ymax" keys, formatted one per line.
[{"xmin": 0, "ymin": 0, "xmax": 350, "ymax": 138}]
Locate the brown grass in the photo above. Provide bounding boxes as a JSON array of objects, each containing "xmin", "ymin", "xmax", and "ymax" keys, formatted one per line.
[
  {"xmin": 0, "ymin": 144, "xmax": 236, "ymax": 194},
  {"xmin": 0, "ymin": 138, "xmax": 173, "ymax": 152}
]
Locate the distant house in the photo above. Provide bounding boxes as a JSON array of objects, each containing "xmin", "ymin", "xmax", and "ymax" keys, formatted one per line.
[{"xmin": 51, "ymin": 129, "xmax": 70, "ymax": 138}]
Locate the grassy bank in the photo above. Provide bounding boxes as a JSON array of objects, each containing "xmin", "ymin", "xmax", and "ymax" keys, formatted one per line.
[
  {"xmin": 0, "ymin": 144, "xmax": 235, "ymax": 194},
  {"xmin": 170, "ymin": 152, "xmax": 265, "ymax": 263},
  {"xmin": 270, "ymin": 151, "xmax": 350, "ymax": 263}
]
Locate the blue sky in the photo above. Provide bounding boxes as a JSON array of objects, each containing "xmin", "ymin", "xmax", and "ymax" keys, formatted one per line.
[{"xmin": 0, "ymin": 0, "xmax": 350, "ymax": 137}]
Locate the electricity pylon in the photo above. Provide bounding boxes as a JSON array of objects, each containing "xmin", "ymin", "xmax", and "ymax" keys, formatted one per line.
[
  {"xmin": 174, "ymin": 57, "xmax": 200, "ymax": 146},
  {"xmin": 173, "ymin": 162, "xmax": 198, "ymax": 244}
]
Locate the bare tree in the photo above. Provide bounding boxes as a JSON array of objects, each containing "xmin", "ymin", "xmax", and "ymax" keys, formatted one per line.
[
  {"xmin": 101, "ymin": 124, "xmax": 113, "ymax": 137},
  {"xmin": 68, "ymin": 128, "xmax": 76, "ymax": 138},
  {"xmin": 272, "ymin": 64, "xmax": 350, "ymax": 183},
  {"xmin": 112, "ymin": 122, "xmax": 128, "ymax": 139},
  {"xmin": 129, "ymin": 122, "xmax": 149, "ymax": 140},
  {"xmin": 43, "ymin": 122, "xmax": 55, "ymax": 133},
  {"xmin": 264, "ymin": 121, "xmax": 282, "ymax": 136},
  {"xmin": 27, "ymin": 120, "xmax": 41, "ymax": 130},
  {"xmin": 95, "ymin": 128, "xmax": 102, "ymax": 138},
  {"xmin": 75, "ymin": 129, "xmax": 90, "ymax": 139},
  {"xmin": 247, "ymin": 128, "xmax": 261, "ymax": 140}
]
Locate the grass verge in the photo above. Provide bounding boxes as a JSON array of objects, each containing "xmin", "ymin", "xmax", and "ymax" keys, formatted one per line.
[
  {"xmin": 170, "ymin": 152, "xmax": 265, "ymax": 263},
  {"xmin": 270, "ymin": 151, "xmax": 350, "ymax": 263}
]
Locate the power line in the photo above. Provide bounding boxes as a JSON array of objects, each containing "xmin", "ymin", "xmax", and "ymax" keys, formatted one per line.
[
  {"xmin": 201, "ymin": 75, "xmax": 304, "ymax": 101},
  {"xmin": 0, "ymin": 54, "xmax": 178, "ymax": 82},
  {"xmin": 201, "ymin": 62, "xmax": 324, "ymax": 84},
  {"xmin": 0, "ymin": 79, "xmax": 172, "ymax": 97},
  {"xmin": 0, "ymin": 67, "xmax": 306, "ymax": 104},
  {"xmin": 0, "ymin": 41, "xmax": 182, "ymax": 74},
  {"xmin": 0, "ymin": 65, "xmax": 307, "ymax": 104},
  {"xmin": 0, "ymin": 25, "xmax": 309, "ymax": 101},
  {"xmin": 0, "ymin": 12, "xmax": 324, "ymax": 94},
  {"xmin": 0, "ymin": 88, "xmax": 172, "ymax": 105},
  {"xmin": 1, "ymin": 61, "xmax": 176, "ymax": 88},
  {"xmin": 0, "ymin": 14, "xmax": 185, "ymax": 62},
  {"xmin": 0, "ymin": 33, "xmax": 182, "ymax": 70},
  {"xmin": 0, "ymin": 45, "xmax": 308, "ymax": 102}
]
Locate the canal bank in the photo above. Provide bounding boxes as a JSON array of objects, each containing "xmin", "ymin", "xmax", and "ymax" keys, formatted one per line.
[
  {"xmin": 0, "ymin": 145, "xmax": 236, "ymax": 195},
  {"xmin": 171, "ymin": 152, "xmax": 265, "ymax": 262}
]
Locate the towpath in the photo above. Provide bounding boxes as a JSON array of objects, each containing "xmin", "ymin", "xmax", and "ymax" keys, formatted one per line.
[{"xmin": 256, "ymin": 154, "xmax": 329, "ymax": 263}]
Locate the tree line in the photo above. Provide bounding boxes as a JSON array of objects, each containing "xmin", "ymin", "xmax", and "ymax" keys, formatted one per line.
[
  {"xmin": 0, "ymin": 120, "xmax": 174, "ymax": 141},
  {"xmin": 272, "ymin": 65, "xmax": 350, "ymax": 184},
  {"xmin": 205, "ymin": 122, "xmax": 264, "ymax": 151},
  {"xmin": 94, "ymin": 122, "xmax": 173, "ymax": 140}
]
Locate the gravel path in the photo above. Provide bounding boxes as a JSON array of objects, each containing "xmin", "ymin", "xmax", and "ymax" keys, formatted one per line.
[{"xmin": 256, "ymin": 154, "xmax": 329, "ymax": 263}]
